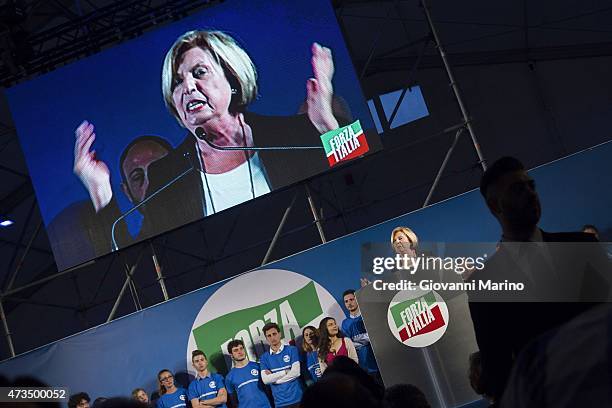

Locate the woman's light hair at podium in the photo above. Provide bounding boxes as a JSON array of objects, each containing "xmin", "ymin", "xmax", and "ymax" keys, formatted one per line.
[{"xmin": 390, "ymin": 226, "xmax": 419, "ymax": 254}]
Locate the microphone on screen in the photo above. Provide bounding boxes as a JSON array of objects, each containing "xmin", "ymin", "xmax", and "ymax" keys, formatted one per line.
[
  {"xmin": 110, "ymin": 161, "xmax": 193, "ymax": 252},
  {"xmin": 194, "ymin": 127, "xmax": 323, "ymax": 151}
]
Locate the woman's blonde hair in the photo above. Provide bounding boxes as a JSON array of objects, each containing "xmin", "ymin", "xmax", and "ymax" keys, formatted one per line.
[
  {"xmin": 161, "ymin": 30, "xmax": 258, "ymax": 125},
  {"xmin": 390, "ymin": 226, "xmax": 419, "ymax": 249},
  {"xmin": 131, "ymin": 388, "xmax": 146, "ymax": 399}
]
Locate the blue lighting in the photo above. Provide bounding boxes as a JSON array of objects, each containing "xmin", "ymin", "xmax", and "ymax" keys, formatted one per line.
[{"xmin": 367, "ymin": 85, "xmax": 430, "ymax": 134}]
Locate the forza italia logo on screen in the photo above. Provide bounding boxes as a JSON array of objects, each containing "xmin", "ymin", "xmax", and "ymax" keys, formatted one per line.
[
  {"xmin": 187, "ymin": 269, "xmax": 344, "ymax": 374},
  {"xmin": 387, "ymin": 290, "xmax": 449, "ymax": 348},
  {"xmin": 321, "ymin": 120, "xmax": 369, "ymax": 167}
]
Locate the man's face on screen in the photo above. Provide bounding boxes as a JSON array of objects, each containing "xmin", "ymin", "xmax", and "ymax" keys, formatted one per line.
[
  {"xmin": 121, "ymin": 140, "xmax": 169, "ymax": 203},
  {"xmin": 172, "ymin": 47, "xmax": 233, "ymax": 129}
]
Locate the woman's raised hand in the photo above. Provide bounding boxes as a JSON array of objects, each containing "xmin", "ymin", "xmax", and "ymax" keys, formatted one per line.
[
  {"xmin": 306, "ymin": 43, "xmax": 339, "ymax": 134},
  {"xmin": 73, "ymin": 120, "xmax": 113, "ymax": 211}
]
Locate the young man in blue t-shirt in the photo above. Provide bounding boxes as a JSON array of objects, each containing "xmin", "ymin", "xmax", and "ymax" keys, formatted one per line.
[
  {"xmin": 259, "ymin": 322, "xmax": 302, "ymax": 408},
  {"xmin": 188, "ymin": 349, "xmax": 227, "ymax": 408},
  {"xmin": 342, "ymin": 289, "xmax": 381, "ymax": 379},
  {"xmin": 225, "ymin": 339, "xmax": 272, "ymax": 408}
]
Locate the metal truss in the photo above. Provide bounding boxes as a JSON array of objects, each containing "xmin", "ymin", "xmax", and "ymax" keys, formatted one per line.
[{"xmin": 1, "ymin": 0, "xmax": 222, "ymax": 87}]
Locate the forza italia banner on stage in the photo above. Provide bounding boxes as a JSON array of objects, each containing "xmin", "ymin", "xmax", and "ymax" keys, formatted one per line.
[
  {"xmin": 186, "ymin": 270, "xmax": 344, "ymax": 375},
  {"xmin": 387, "ymin": 290, "xmax": 449, "ymax": 347}
]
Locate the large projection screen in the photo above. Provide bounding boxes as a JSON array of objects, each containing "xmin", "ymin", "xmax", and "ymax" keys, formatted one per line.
[{"xmin": 7, "ymin": 0, "xmax": 379, "ymax": 271}]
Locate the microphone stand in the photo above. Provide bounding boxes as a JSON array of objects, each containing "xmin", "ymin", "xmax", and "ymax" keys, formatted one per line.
[
  {"xmin": 110, "ymin": 165, "xmax": 194, "ymax": 252},
  {"xmin": 111, "ymin": 129, "xmax": 325, "ymax": 251},
  {"xmin": 195, "ymin": 127, "xmax": 324, "ymax": 151}
]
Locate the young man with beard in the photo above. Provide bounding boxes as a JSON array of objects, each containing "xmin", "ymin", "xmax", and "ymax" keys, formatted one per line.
[{"xmin": 225, "ymin": 339, "xmax": 271, "ymax": 408}]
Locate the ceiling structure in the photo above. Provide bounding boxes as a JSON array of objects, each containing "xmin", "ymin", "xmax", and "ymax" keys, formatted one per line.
[{"xmin": 0, "ymin": 0, "xmax": 611, "ymax": 359}]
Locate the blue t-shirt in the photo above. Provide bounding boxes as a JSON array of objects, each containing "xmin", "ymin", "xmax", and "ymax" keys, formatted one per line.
[
  {"xmin": 305, "ymin": 351, "xmax": 321, "ymax": 383},
  {"xmin": 156, "ymin": 387, "xmax": 188, "ymax": 408},
  {"xmin": 259, "ymin": 344, "xmax": 303, "ymax": 407},
  {"xmin": 342, "ymin": 314, "xmax": 379, "ymax": 373},
  {"xmin": 187, "ymin": 372, "xmax": 227, "ymax": 408},
  {"xmin": 225, "ymin": 361, "xmax": 271, "ymax": 408}
]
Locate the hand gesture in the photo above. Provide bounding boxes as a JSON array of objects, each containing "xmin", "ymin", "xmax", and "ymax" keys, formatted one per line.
[
  {"xmin": 73, "ymin": 120, "xmax": 112, "ymax": 211},
  {"xmin": 306, "ymin": 43, "xmax": 339, "ymax": 134}
]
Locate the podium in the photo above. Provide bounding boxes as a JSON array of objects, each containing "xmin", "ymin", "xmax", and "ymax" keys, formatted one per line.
[{"xmin": 358, "ymin": 283, "xmax": 483, "ymax": 408}]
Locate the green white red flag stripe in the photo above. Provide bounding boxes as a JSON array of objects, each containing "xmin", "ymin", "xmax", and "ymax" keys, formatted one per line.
[{"xmin": 319, "ymin": 120, "xmax": 369, "ymax": 167}]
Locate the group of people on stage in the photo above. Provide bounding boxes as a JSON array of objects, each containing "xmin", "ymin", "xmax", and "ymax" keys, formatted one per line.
[
  {"xmin": 300, "ymin": 290, "xmax": 379, "ymax": 386},
  {"xmin": 67, "ymin": 288, "xmax": 379, "ymax": 408}
]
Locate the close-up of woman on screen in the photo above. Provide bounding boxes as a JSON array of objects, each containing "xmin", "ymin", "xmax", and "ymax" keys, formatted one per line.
[{"xmin": 72, "ymin": 30, "xmax": 348, "ymax": 250}]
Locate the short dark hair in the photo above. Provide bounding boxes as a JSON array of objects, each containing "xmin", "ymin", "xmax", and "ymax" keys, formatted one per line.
[
  {"xmin": 383, "ymin": 384, "xmax": 431, "ymax": 408},
  {"xmin": 119, "ymin": 135, "xmax": 172, "ymax": 182},
  {"xmin": 342, "ymin": 289, "xmax": 356, "ymax": 299},
  {"xmin": 262, "ymin": 322, "xmax": 280, "ymax": 335},
  {"xmin": 192, "ymin": 349, "xmax": 207, "ymax": 361},
  {"xmin": 227, "ymin": 339, "xmax": 245, "ymax": 354},
  {"xmin": 68, "ymin": 392, "xmax": 91, "ymax": 408},
  {"xmin": 479, "ymin": 156, "xmax": 525, "ymax": 198}
]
